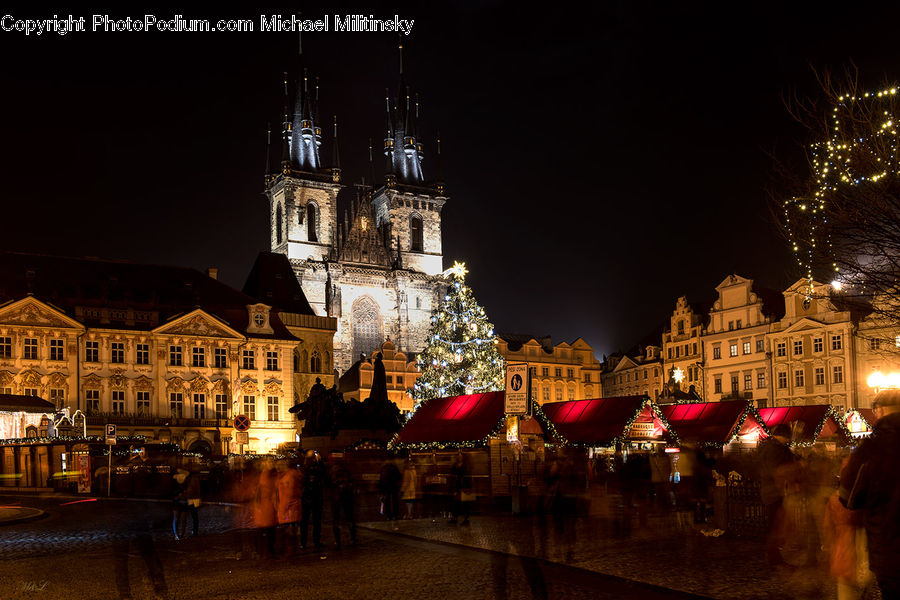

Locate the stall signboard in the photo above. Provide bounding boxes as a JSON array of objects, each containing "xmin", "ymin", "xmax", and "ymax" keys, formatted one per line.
[{"xmin": 505, "ymin": 364, "xmax": 528, "ymax": 415}]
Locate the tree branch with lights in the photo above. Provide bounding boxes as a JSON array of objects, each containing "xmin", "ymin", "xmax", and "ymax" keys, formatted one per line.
[{"xmin": 410, "ymin": 262, "xmax": 505, "ymax": 410}]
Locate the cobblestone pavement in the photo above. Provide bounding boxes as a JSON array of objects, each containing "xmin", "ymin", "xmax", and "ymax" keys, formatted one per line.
[
  {"xmin": 0, "ymin": 495, "xmax": 705, "ymax": 600},
  {"xmin": 362, "ymin": 513, "xmax": 837, "ymax": 600}
]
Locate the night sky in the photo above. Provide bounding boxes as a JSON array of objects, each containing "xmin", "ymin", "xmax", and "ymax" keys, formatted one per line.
[{"xmin": 2, "ymin": 3, "xmax": 898, "ymax": 359}]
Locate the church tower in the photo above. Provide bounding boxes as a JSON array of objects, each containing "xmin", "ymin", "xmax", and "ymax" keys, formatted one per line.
[{"xmin": 266, "ymin": 42, "xmax": 447, "ymax": 375}]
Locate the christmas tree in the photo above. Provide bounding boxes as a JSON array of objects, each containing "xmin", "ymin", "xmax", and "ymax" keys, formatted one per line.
[{"xmin": 411, "ymin": 262, "xmax": 505, "ymax": 409}]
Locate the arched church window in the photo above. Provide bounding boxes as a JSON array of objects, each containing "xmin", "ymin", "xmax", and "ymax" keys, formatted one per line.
[
  {"xmin": 307, "ymin": 203, "xmax": 318, "ymax": 242},
  {"xmin": 410, "ymin": 214, "xmax": 423, "ymax": 252},
  {"xmin": 276, "ymin": 204, "xmax": 283, "ymax": 245},
  {"xmin": 352, "ymin": 296, "xmax": 383, "ymax": 361},
  {"xmin": 300, "ymin": 349, "xmax": 308, "ymax": 373},
  {"xmin": 310, "ymin": 349, "xmax": 321, "ymax": 373}
]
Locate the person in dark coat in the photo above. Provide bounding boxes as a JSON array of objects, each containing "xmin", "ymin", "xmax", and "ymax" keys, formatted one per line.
[
  {"xmin": 840, "ymin": 389, "xmax": 900, "ymax": 598},
  {"xmin": 330, "ymin": 461, "xmax": 356, "ymax": 548},
  {"xmin": 378, "ymin": 458, "xmax": 402, "ymax": 529},
  {"xmin": 184, "ymin": 468, "xmax": 202, "ymax": 536},
  {"xmin": 757, "ymin": 423, "xmax": 799, "ymax": 566},
  {"xmin": 300, "ymin": 451, "xmax": 328, "ymax": 549},
  {"xmin": 448, "ymin": 453, "xmax": 471, "ymax": 525}
]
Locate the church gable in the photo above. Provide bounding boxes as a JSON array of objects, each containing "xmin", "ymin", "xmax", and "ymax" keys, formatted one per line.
[
  {"xmin": 0, "ymin": 297, "xmax": 84, "ymax": 330},
  {"xmin": 153, "ymin": 309, "xmax": 243, "ymax": 339},
  {"xmin": 338, "ymin": 191, "xmax": 393, "ymax": 268}
]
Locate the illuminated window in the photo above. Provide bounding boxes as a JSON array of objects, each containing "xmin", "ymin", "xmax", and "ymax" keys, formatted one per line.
[
  {"xmin": 50, "ymin": 339, "xmax": 65, "ymax": 361},
  {"xmin": 267, "ymin": 396, "xmax": 279, "ymax": 421},
  {"xmin": 743, "ymin": 342, "xmax": 751, "ymax": 355},
  {"xmin": 895, "ymin": 335, "xmax": 900, "ymax": 348},
  {"xmin": 410, "ymin": 214, "xmax": 424, "ymax": 252},
  {"xmin": 743, "ymin": 374, "xmax": 752, "ymax": 390},
  {"xmin": 729, "ymin": 344, "xmax": 738, "ymax": 357},
  {"xmin": 244, "ymin": 395, "xmax": 256, "ymax": 420}
]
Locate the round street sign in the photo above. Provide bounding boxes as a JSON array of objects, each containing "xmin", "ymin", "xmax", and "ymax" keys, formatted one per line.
[{"xmin": 234, "ymin": 414, "xmax": 251, "ymax": 432}]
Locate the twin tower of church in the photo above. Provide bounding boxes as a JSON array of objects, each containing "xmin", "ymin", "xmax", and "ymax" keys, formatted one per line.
[{"xmin": 265, "ymin": 44, "xmax": 447, "ymax": 374}]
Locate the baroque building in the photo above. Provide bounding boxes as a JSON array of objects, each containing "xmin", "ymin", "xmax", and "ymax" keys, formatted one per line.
[
  {"xmin": 265, "ymin": 50, "xmax": 447, "ymax": 374},
  {"xmin": 599, "ymin": 345, "xmax": 664, "ymax": 399},
  {"xmin": 661, "ymin": 296, "xmax": 709, "ymax": 396},
  {"xmin": 495, "ymin": 335, "xmax": 604, "ymax": 404},
  {"xmin": 0, "ymin": 252, "xmax": 336, "ymax": 455}
]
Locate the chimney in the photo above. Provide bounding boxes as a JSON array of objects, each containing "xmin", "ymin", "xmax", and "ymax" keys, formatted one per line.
[{"xmin": 207, "ymin": 268, "xmax": 218, "ymax": 280}]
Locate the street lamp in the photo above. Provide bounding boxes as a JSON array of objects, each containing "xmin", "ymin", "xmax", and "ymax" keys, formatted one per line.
[{"xmin": 867, "ymin": 370, "xmax": 900, "ymax": 393}]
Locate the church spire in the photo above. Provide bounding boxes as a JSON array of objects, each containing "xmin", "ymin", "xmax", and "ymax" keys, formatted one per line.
[
  {"xmin": 383, "ymin": 39, "xmax": 425, "ymax": 185},
  {"xmin": 331, "ymin": 115, "xmax": 341, "ymax": 183},
  {"xmin": 281, "ymin": 73, "xmax": 291, "ymax": 174},
  {"xmin": 290, "ymin": 44, "xmax": 323, "ymax": 172}
]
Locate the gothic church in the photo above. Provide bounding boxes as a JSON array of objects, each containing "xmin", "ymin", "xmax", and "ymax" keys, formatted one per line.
[{"xmin": 265, "ymin": 48, "xmax": 447, "ymax": 374}]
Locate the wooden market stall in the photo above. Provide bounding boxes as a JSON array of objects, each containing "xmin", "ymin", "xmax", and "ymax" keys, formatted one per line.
[
  {"xmin": 661, "ymin": 400, "xmax": 769, "ymax": 451},
  {"xmin": 389, "ymin": 391, "xmax": 550, "ymax": 503},
  {"xmin": 541, "ymin": 395, "xmax": 672, "ymax": 448},
  {"xmin": 757, "ymin": 405, "xmax": 852, "ymax": 448}
]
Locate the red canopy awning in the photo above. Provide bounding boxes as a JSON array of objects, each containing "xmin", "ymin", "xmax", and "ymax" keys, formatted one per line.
[
  {"xmin": 542, "ymin": 396, "xmax": 669, "ymax": 446},
  {"xmin": 391, "ymin": 391, "xmax": 507, "ymax": 448},
  {"xmin": 758, "ymin": 405, "xmax": 849, "ymax": 445},
  {"xmin": 661, "ymin": 400, "xmax": 767, "ymax": 446}
]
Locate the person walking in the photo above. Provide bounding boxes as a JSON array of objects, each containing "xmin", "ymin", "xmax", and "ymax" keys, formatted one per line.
[
  {"xmin": 840, "ymin": 389, "xmax": 900, "ymax": 599},
  {"xmin": 757, "ymin": 423, "xmax": 800, "ymax": 566},
  {"xmin": 401, "ymin": 460, "xmax": 420, "ymax": 519},
  {"xmin": 300, "ymin": 451, "xmax": 328, "ymax": 550},
  {"xmin": 171, "ymin": 468, "xmax": 190, "ymax": 540},
  {"xmin": 378, "ymin": 458, "xmax": 402, "ymax": 530},
  {"xmin": 330, "ymin": 460, "xmax": 356, "ymax": 549},
  {"xmin": 184, "ymin": 467, "xmax": 202, "ymax": 537},
  {"xmin": 276, "ymin": 460, "xmax": 302, "ymax": 555},
  {"xmin": 253, "ymin": 459, "xmax": 278, "ymax": 558},
  {"xmin": 448, "ymin": 453, "xmax": 471, "ymax": 525}
]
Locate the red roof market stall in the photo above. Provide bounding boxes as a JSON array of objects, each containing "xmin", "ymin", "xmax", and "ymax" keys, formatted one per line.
[
  {"xmin": 389, "ymin": 392, "xmax": 552, "ymax": 499},
  {"xmin": 758, "ymin": 405, "xmax": 852, "ymax": 447},
  {"xmin": 661, "ymin": 400, "xmax": 768, "ymax": 449},
  {"xmin": 541, "ymin": 396, "xmax": 673, "ymax": 447},
  {"xmin": 844, "ymin": 408, "xmax": 876, "ymax": 438}
]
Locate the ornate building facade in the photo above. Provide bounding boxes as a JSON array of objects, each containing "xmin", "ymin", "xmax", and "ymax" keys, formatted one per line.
[
  {"xmin": 599, "ymin": 345, "xmax": 664, "ymax": 399},
  {"xmin": 661, "ymin": 296, "xmax": 708, "ymax": 396},
  {"xmin": 0, "ymin": 252, "xmax": 336, "ymax": 454},
  {"xmin": 266, "ymin": 53, "xmax": 447, "ymax": 374}
]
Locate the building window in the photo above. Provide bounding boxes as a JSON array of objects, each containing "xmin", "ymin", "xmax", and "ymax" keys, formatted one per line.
[
  {"xmin": 584, "ymin": 373, "xmax": 591, "ymax": 383},
  {"xmin": 776, "ymin": 342, "xmax": 786, "ymax": 358},
  {"xmin": 794, "ymin": 369, "xmax": 805, "ymax": 387},
  {"xmin": 24, "ymin": 387, "xmax": 38, "ymax": 397},
  {"xmin": 111, "ymin": 342, "xmax": 125, "ymax": 364},
  {"xmin": 397, "ymin": 376, "xmax": 404, "ymax": 386},
  {"xmin": 756, "ymin": 339, "xmax": 764, "ymax": 353},
  {"xmin": 215, "ymin": 394, "xmax": 228, "ymax": 419},
  {"xmin": 386, "ymin": 375, "xmax": 393, "ymax": 384},
  {"xmin": 730, "ymin": 375, "xmax": 739, "ymax": 393},
  {"xmin": 193, "ymin": 393, "xmax": 206, "ymax": 419},
  {"xmin": 555, "ymin": 386, "xmax": 563, "ymax": 401},
  {"xmin": 214, "ymin": 348, "xmax": 227, "ymax": 368},
  {"xmin": 554, "ymin": 368, "xmax": 562, "ymax": 378},
  {"xmin": 713, "ymin": 346, "xmax": 721, "ymax": 360},
  {"xmin": 307, "ymin": 203, "xmax": 318, "ymax": 242},
  {"xmin": 192, "ymin": 347, "xmax": 205, "ymax": 368},
  {"xmin": 814, "ymin": 367, "xmax": 825, "ymax": 386},
  {"xmin": 814, "ymin": 337, "xmax": 824, "ymax": 353},
  {"xmin": 675, "ymin": 346, "xmax": 681, "ymax": 359},
  {"xmin": 714, "ymin": 377, "xmax": 722, "ymax": 394},
  {"xmin": 895, "ymin": 335, "xmax": 900, "ymax": 348},
  {"xmin": 170, "ymin": 393, "xmax": 184, "ymax": 418},
  {"xmin": 668, "ymin": 348, "xmax": 673, "ymax": 360},
  {"xmin": 567, "ymin": 368, "xmax": 574, "ymax": 379},
  {"xmin": 793, "ymin": 340, "xmax": 803, "ymax": 356},
  {"xmin": 137, "ymin": 391, "xmax": 150, "ymax": 415},
  {"xmin": 266, "ymin": 351, "xmax": 279, "ymax": 371},
  {"xmin": 267, "ymin": 396, "xmax": 279, "ymax": 421},
  {"xmin": 744, "ymin": 373, "xmax": 752, "ymax": 390},
  {"xmin": 136, "ymin": 343, "xmax": 150, "ymax": 365},
  {"xmin": 49, "ymin": 388, "xmax": 65, "ymax": 409},
  {"xmin": 693, "ymin": 342, "xmax": 698, "ymax": 355},
  {"xmin": 757, "ymin": 372, "xmax": 766, "ymax": 389},
  {"xmin": 170, "ymin": 345, "xmax": 183, "ymax": 366},
  {"xmin": 112, "ymin": 390, "xmax": 125, "ymax": 414},
  {"xmin": 276, "ymin": 204, "xmax": 283, "ymax": 245},
  {"xmin": 831, "ymin": 335, "xmax": 843, "ymax": 351},
  {"xmin": 736, "ymin": 319, "xmax": 742, "ymax": 329},
  {"xmin": 410, "ymin": 214, "xmax": 424, "ymax": 252},
  {"xmin": 743, "ymin": 341, "xmax": 751, "ymax": 355},
  {"xmin": 567, "ymin": 386, "xmax": 575, "ymax": 401},
  {"xmin": 870, "ymin": 338, "xmax": 882, "ymax": 351},
  {"xmin": 728, "ymin": 321, "xmax": 734, "ymax": 331},
  {"xmin": 0, "ymin": 336, "xmax": 10, "ymax": 358},
  {"xmin": 543, "ymin": 387, "xmax": 550, "ymax": 402},
  {"xmin": 777, "ymin": 372, "xmax": 787, "ymax": 389},
  {"xmin": 50, "ymin": 339, "xmax": 65, "ymax": 361},
  {"xmin": 539, "ymin": 367, "xmax": 547, "ymax": 377},
  {"xmin": 244, "ymin": 396, "xmax": 256, "ymax": 421},
  {"xmin": 23, "ymin": 338, "xmax": 38, "ymax": 360},
  {"xmin": 833, "ymin": 365, "xmax": 844, "ymax": 384},
  {"xmin": 242, "ymin": 349, "xmax": 255, "ymax": 370},
  {"xmin": 310, "ymin": 350, "xmax": 321, "ymax": 373},
  {"xmin": 86, "ymin": 389, "xmax": 100, "ymax": 413},
  {"xmin": 729, "ymin": 344, "xmax": 738, "ymax": 357}
]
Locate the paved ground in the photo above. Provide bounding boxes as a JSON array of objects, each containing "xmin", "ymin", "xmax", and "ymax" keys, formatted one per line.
[{"xmin": 0, "ymin": 495, "xmax": 711, "ymax": 600}]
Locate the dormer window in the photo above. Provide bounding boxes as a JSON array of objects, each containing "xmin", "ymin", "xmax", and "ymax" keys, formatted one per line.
[
  {"xmin": 246, "ymin": 304, "xmax": 274, "ymax": 335},
  {"xmin": 254, "ymin": 314, "xmax": 265, "ymax": 327}
]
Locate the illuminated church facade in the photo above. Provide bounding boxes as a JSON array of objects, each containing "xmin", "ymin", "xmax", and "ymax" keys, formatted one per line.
[{"xmin": 265, "ymin": 51, "xmax": 447, "ymax": 374}]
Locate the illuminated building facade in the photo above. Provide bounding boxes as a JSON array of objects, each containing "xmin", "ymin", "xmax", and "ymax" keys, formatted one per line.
[
  {"xmin": 599, "ymin": 345, "xmax": 664, "ymax": 399},
  {"xmin": 661, "ymin": 296, "xmax": 708, "ymax": 397},
  {"xmin": 495, "ymin": 335, "xmax": 604, "ymax": 404},
  {"xmin": 337, "ymin": 338, "xmax": 421, "ymax": 413},
  {"xmin": 0, "ymin": 252, "xmax": 336, "ymax": 454},
  {"xmin": 265, "ymin": 50, "xmax": 447, "ymax": 374}
]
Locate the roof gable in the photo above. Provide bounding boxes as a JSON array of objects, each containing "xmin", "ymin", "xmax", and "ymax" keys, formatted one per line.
[
  {"xmin": 0, "ymin": 297, "xmax": 84, "ymax": 330},
  {"xmin": 153, "ymin": 309, "xmax": 244, "ymax": 339}
]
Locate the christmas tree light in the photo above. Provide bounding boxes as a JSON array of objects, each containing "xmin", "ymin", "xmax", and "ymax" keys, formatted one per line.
[{"xmin": 410, "ymin": 262, "xmax": 504, "ymax": 410}]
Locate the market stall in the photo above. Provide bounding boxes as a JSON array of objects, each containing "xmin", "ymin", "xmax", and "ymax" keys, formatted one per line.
[
  {"xmin": 661, "ymin": 400, "xmax": 768, "ymax": 451},
  {"xmin": 757, "ymin": 405, "xmax": 851, "ymax": 448}
]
